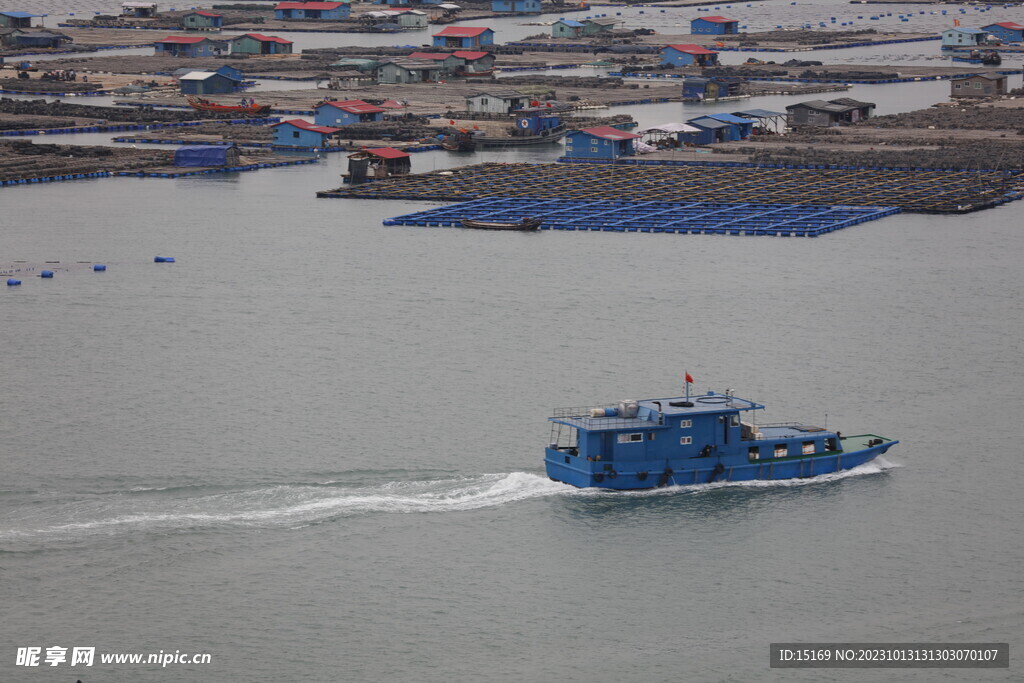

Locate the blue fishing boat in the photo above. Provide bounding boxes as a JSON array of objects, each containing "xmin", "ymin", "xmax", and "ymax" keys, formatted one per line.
[{"xmin": 545, "ymin": 380, "xmax": 898, "ymax": 489}]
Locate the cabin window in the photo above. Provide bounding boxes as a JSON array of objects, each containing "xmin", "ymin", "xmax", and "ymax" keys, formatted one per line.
[
  {"xmin": 591, "ymin": 147, "xmax": 598, "ymax": 154},
  {"xmin": 292, "ymin": 131, "xmax": 300, "ymax": 138},
  {"xmin": 679, "ymin": 419, "xmax": 691, "ymax": 428},
  {"xmin": 648, "ymin": 433, "xmax": 656, "ymax": 441},
  {"xmin": 748, "ymin": 446, "xmax": 760, "ymax": 460},
  {"xmin": 590, "ymin": 138, "xmax": 598, "ymax": 145},
  {"xmin": 975, "ymin": 82, "xmax": 982, "ymax": 89},
  {"xmin": 731, "ymin": 415, "xmax": 739, "ymax": 426},
  {"xmin": 680, "ymin": 436, "xmax": 693, "ymax": 445},
  {"xmin": 480, "ymin": 98, "xmax": 488, "ymax": 105},
  {"xmin": 802, "ymin": 441, "xmax": 815, "ymax": 455},
  {"xmin": 774, "ymin": 444, "xmax": 788, "ymax": 458},
  {"xmin": 825, "ymin": 437, "xmax": 837, "ymax": 451},
  {"xmin": 954, "ymin": 83, "xmax": 961, "ymax": 89},
  {"xmin": 618, "ymin": 433, "xmax": 643, "ymax": 443}
]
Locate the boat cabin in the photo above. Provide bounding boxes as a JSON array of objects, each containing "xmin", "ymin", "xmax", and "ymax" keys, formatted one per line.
[{"xmin": 546, "ymin": 391, "xmax": 853, "ymax": 489}]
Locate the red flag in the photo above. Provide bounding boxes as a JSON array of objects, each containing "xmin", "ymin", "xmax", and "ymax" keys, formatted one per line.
[{"xmin": 685, "ymin": 372, "xmax": 694, "ymax": 384}]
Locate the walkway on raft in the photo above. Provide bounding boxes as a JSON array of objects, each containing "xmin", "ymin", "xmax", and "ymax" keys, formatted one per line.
[{"xmin": 317, "ymin": 161, "xmax": 1024, "ymax": 214}]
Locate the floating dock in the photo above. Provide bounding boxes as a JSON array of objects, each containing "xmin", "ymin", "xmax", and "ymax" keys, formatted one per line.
[
  {"xmin": 318, "ymin": 161, "xmax": 1023, "ymax": 214},
  {"xmin": 383, "ymin": 197, "xmax": 899, "ymax": 237}
]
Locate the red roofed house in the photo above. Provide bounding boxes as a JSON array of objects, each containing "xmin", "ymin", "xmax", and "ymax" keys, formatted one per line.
[
  {"xmin": 271, "ymin": 119, "xmax": 341, "ymax": 147},
  {"xmin": 982, "ymin": 21, "xmax": 1024, "ymax": 42},
  {"xmin": 230, "ymin": 33, "xmax": 294, "ymax": 55},
  {"xmin": 274, "ymin": 1, "xmax": 350, "ymax": 20},
  {"xmin": 564, "ymin": 125, "xmax": 641, "ymax": 159},
  {"xmin": 661, "ymin": 44, "xmax": 719, "ymax": 67},
  {"xmin": 347, "ymin": 147, "xmax": 411, "ymax": 183},
  {"xmin": 432, "ymin": 26, "xmax": 494, "ymax": 49},
  {"xmin": 407, "ymin": 51, "xmax": 464, "ymax": 71},
  {"xmin": 181, "ymin": 11, "xmax": 223, "ymax": 29},
  {"xmin": 154, "ymin": 35, "xmax": 228, "ymax": 57},
  {"xmin": 690, "ymin": 15, "xmax": 739, "ymax": 35},
  {"xmin": 314, "ymin": 99, "xmax": 386, "ymax": 126}
]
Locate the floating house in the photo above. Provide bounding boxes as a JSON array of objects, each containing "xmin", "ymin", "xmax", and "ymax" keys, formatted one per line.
[
  {"xmin": 181, "ymin": 11, "xmax": 223, "ymax": 29},
  {"xmin": 681, "ymin": 75, "xmax": 742, "ymax": 101},
  {"xmin": 705, "ymin": 113, "xmax": 754, "ymax": 139},
  {"xmin": 13, "ymin": 31, "xmax": 71, "ymax": 49},
  {"xmin": 274, "ymin": 1, "xmax": 350, "ymax": 20},
  {"xmin": 407, "ymin": 51, "xmax": 464, "ymax": 71},
  {"xmin": 0, "ymin": 11, "xmax": 39, "ymax": 29},
  {"xmin": 563, "ymin": 125, "xmax": 640, "ymax": 159},
  {"xmin": 229, "ymin": 33, "xmax": 294, "ymax": 54},
  {"xmin": 513, "ymin": 105, "xmax": 564, "ymax": 136},
  {"xmin": 121, "ymin": 2, "xmax": 158, "ymax": 18},
  {"xmin": 432, "ymin": 26, "xmax": 494, "ymax": 49},
  {"xmin": 314, "ymin": 99, "xmax": 386, "ymax": 126},
  {"xmin": 465, "ymin": 90, "xmax": 529, "ymax": 114},
  {"xmin": 951, "ymin": 72, "xmax": 1008, "ymax": 98},
  {"xmin": 174, "ymin": 145, "xmax": 241, "ymax": 167},
  {"xmin": 0, "ymin": 28, "xmax": 23, "ymax": 47},
  {"xmin": 661, "ymin": 44, "xmax": 719, "ymax": 67},
  {"xmin": 581, "ymin": 18, "xmax": 619, "ymax": 36},
  {"xmin": 347, "ymin": 147, "xmax": 411, "ymax": 183},
  {"xmin": 154, "ymin": 35, "xmax": 227, "ymax": 57},
  {"xmin": 641, "ymin": 123, "xmax": 704, "ymax": 148},
  {"xmin": 271, "ymin": 119, "xmax": 340, "ymax": 147},
  {"xmin": 941, "ymin": 27, "xmax": 987, "ymax": 49},
  {"xmin": 785, "ymin": 98, "xmax": 875, "ymax": 127},
  {"xmin": 377, "ymin": 58, "xmax": 445, "ymax": 83},
  {"xmin": 551, "ymin": 19, "xmax": 584, "ymax": 39},
  {"xmin": 178, "ymin": 70, "xmax": 241, "ymax": 94},
  {"xmin": 981, "ymin": 21, "xmax": 1024, "ymax": 43},
  {"xmin": 362, "ymin": 9, "xmax": 427, "ymax": 28},
  {"xmin": 454, "ymin": 50, "xmax": 494, "ymax": 74},
  {"xmin": 690, "ymin": 15, "xmax": 739, "ymax": 35},
  {"xmin": 686, "ymin": 115, "xmax": 750, "ymax": 143},
  {"xmin": 491, "ymin": 0, "xmax": 540, "ymax": 13}
]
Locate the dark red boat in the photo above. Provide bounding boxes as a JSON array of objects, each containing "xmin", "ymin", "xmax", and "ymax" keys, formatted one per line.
[{"xmin": 186, "ymin": 96, "xmax": 272, "ymax": 115}]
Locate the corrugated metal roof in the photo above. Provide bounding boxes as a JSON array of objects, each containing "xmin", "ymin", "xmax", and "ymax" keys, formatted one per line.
[
  {"xmin": 237, "ymin": 33, "xmax": 292, "ymax": 43},
  {"xmin": 988, "ymin": 21, "xmax": 1024, "ymax": 30},
  {"xmin": 948, "ymin": 27, "xmax": 986, "ymax": 34},
  {"xmin": 707, "ymin": 113, "xmax": 754, "ymax": 124},
  {"xmin": 642, "ymin": 123, "xmax": 702, "ymax": 134},
  {"xmin": 433, "ymin": 26, "xmax": 491, "ymax": 37},
  {"xmin": 556, "ymin": 19, "xmax": 584, "ymax": 27},
  {"xmin": 452, "ymin": 50, "xmax": 490, "ymax": 60},
  {"xmin": 271, "ymin": 119, "xmax": 340, "ymax": 134},
  {"xmin": 578, "ymin": 125, "xmax": 641, "ymax": 140},
  {"xmin": 664, "ymin": 43, "xmax": 717, "ymax": 55},
  {"xmin": 157, "ymin": 35, "xmax": 213, "ymax": 44},
  {"xmin": 687, "ymin": 117, "xmax": 732, "ymax": 129},
  {"xmin": 0, "ymin": 11, "xmax": 40, "ymax": 18},
  {"xmin": 732, "ymin": 108, "xmax": 784, "ymax": 118},
  {"xmin": 698, "ymin": 15, "xmax": 735, "ymax": 23},
  {"xmin": 407, "ymin": 51, "xmax": 458, "ymax": 60},
  {"xmin": 275, "ymin": 2, "xmax": 346, "ymax": 9},
  {"xmin": 364, "ymin": 147, "xmax": 410, "ymax": 159},
  {"xmin": 317, "ymin": 99, "xmax": 386, "ymax": 114},
  {"xmin": 185, "ymin": 11, "xmax": 222, "ymax": 17}
]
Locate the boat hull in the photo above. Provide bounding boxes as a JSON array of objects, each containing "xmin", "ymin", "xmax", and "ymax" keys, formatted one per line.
[{"xmin": 545, "ymin": 438, "xmax": 897, "ymax": 490}]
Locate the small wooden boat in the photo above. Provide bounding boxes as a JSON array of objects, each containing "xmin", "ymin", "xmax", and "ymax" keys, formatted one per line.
[
  {"xmin": 460, "ymin": 217, "xmax": 542, "ymax": 231},
  {"xmin": 186, "ymin": 96, "xmax": 272, "ymax": 115}
]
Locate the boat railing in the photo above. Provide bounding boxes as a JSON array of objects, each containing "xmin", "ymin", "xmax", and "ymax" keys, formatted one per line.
[{"xmin": 551, "ymin": 405, "xmax": 661, "ymax": 429}]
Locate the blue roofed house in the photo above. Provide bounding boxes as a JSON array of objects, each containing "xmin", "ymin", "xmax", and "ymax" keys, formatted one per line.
[
  {"xmin": 941, "ymin": 27, "xmax": 986, "ymax": 49},
  {"xmin": 178, "ymin": 70, "xmax": 241, "ymax": 95},
  {"xmin": 661, "ymin": 44, "xmax": 719, "ymax": 67},
  {"xmin": 432, "ymin": 26, "xmax": 494, "ymax": 49},
  {"xmin": 274, "ymin": 1, "xmax": 350, "ymax": 20},
  {"xmin": 690, "ymin": 15, "xmax": 739, "ymax": 35},
  {"xmin": 173, "ymin": 145, "xmax": 241, "ymax": 167},
  {"xmin": 492, "ymin": 0, "xmax": 540, "ymax": 13},
  {"xmin": 551, "ymin": 19, "xmax": 584, "ymax": 39},
  {"xmin": 0, "ymin": 11, "xmax": 40, "ymax": 29},
  {"xmin": 982, "ymin": 21, "xmax": 1024, "ymax": 43},
  {"xmin": 682, "ymin": 75, "xmax": 742, "ymax": 101},
  {"xmin": 685, "ymin": 116, "xmax": 738, "ymax": 144},
  {"xmin": 705, "ymin": 113, "xmax": 754, "ymax": 139},
  {"xmin": 270, "ymin": 119, "xmax": 340, "ymax": 147},
  {"xmin": 13, "ymin": 32, "xmax": 72, "ymax": 49},
  {"xmin": 314, "ymin": 99, "xmax": 386, "ymax": 126},
  {"xmin": 563, "ymin": 125, "xmax": 641, "ymax": 160}
]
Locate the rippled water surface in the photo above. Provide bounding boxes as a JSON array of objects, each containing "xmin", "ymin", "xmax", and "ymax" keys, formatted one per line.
[{"xmin": 2, "ymin": 1, "xmax": 1024, "ymax": 680}]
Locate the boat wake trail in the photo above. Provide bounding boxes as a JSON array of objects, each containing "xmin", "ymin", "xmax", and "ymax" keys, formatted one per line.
[{"xmin": 0, "ymin": 460, "xmax": 896, "ymax": 547}]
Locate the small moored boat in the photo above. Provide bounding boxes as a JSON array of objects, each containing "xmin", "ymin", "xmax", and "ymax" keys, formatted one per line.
[
  {"xmin": 186, "ymin": 96, "xmax": 272, "ymax": 115},
  {"xmin": 460, "ymin": 217, "xmax": 542, "ymax": 231},
  {"xmin": 545, "ymin": 379, "xmax": 898, "ymax": 489}
]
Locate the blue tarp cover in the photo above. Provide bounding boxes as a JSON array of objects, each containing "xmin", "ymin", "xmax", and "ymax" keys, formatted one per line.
[{"xmin": 174, "ymin": 146, "xmax": 233, "ymax": 167}]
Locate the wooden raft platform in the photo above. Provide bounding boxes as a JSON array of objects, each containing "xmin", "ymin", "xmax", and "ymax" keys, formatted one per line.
[{"xmin": 317, "ymin": 162, "xmax": 1024, "ymax": 214}]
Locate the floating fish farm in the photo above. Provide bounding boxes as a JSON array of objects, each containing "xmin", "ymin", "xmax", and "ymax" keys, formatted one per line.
[
  {"xmin": 383, "ymin": 197, "xmax": 899, "ymax": 237},
  {"xmin": 319, "ymin": 162, "xmax": 1023, "ymax": 216}
]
